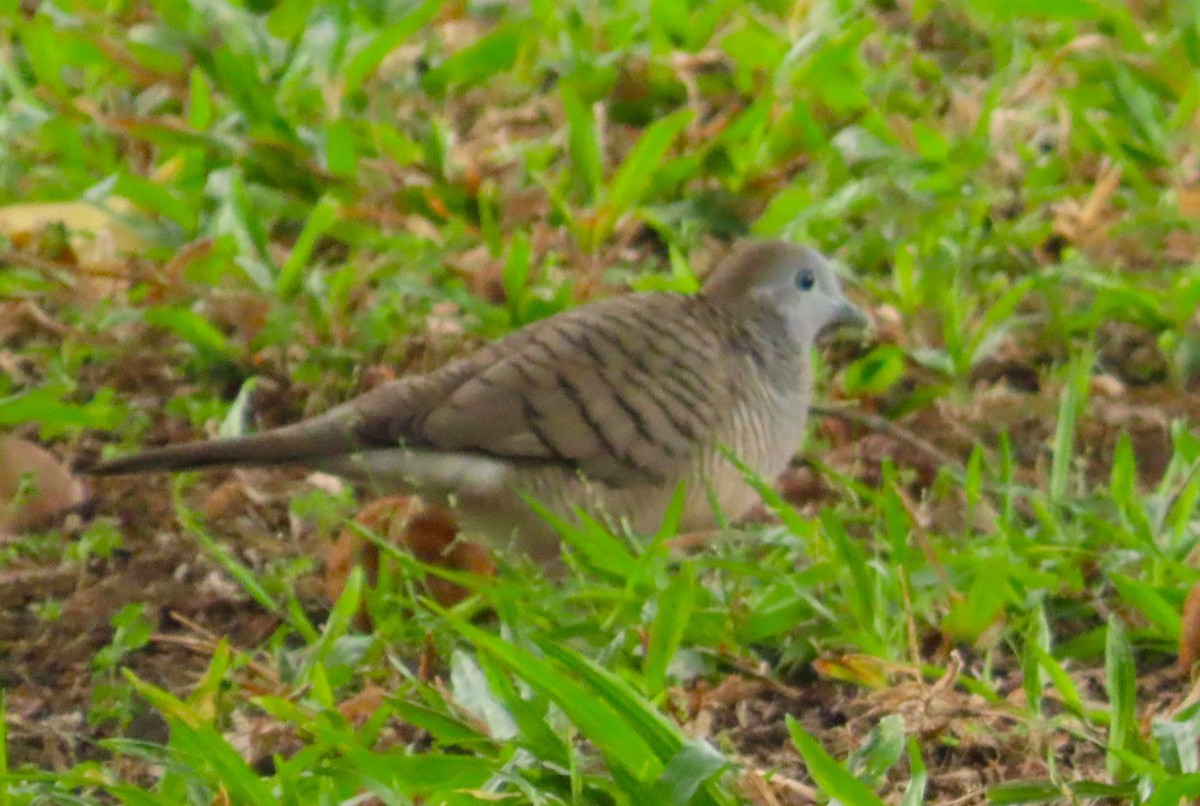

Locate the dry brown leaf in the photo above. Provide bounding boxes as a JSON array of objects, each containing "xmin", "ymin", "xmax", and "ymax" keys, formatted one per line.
[
  {"xmin": 403, "ymin": 505, "xmax": 495, "ymax": 606},
  {"xmin": 736, "ymin": 770, "xmax": 785, "ymax": 806},
  {"xmin": 200, "ymin": 479, "xmax": 251, "ymax": 521},
  {"xmin": 223, "ymin": 711, "xmax": 301, "ymax": 777},
  {"xmin": 871, "ymin": 303, "xmax": 906, "ymax": 346},
  {"xmin": 1178, "ymin": 186, "xmax": 1200, "ymax": 218},
  {"xmin": 1166, "ymin": 230, "xmax": 1200, "ymax": 263},
  {"xmin": 326, "ymin": 496, "xmax": 495, "ymax": 629},
  {"xmin": 1179, "ymin": 579, "xmax": 1200, "ymax": 676},
  {"xmin": 1052, "ymin": 161, "xmax": 1122, "ymax": 253},
  {"xmin": 698, "ymin": 675, "xmax": 770, "ymax": 708},
  {"xmin": 336, "ymin": 684, "xmax": 388, "ymax": 725},
  {"xmin": 0, "ymin": 435, "xmax": 86, "ymax": 535},
  {"xmin": 326, "ymin": 497, "xmax": 394, "ymax": 631},
  {"xmin": 1077, "ymin": 162, "xmax": 1122, "ymax": 231}
]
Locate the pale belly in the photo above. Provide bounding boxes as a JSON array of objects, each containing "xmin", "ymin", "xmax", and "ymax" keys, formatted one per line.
[{"xmin": 317, "ymin": 397, "xmax": 809, "ymax": 561}]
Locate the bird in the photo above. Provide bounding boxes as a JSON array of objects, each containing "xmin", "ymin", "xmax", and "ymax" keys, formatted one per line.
[{"xmin": 83, "ymin": 239, "xmax": 866, "ymax": 562}]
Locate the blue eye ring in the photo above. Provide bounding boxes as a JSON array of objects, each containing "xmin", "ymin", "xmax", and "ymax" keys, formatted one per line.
[{"xmin": 795, "ymin": 269, "xmax": 816, "ymax": 290}]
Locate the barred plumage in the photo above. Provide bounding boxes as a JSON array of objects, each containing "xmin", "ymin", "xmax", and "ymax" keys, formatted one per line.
[{"xmin": 83, "ymin": 239, "xmax": 865, "ymax": 559}]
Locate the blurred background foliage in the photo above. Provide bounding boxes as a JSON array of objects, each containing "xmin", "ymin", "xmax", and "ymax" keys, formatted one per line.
[{"xmin": 3, "ymin": 0, "xmax": 1200, "ymax": 803}]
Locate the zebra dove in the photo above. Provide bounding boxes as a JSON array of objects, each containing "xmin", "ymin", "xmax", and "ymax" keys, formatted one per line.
[{"xmin": 84, "ymin": 240, "xmax": 865, "ymax": 560}]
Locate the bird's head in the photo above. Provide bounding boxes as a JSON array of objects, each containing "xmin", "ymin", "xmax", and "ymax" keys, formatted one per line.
[{"xmin": 702, "ymin": 239, "xmax": 867, "ymax": 344}]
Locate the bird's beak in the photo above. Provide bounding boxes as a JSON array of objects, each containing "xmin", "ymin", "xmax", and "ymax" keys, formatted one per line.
[{"xmin": 831, "ymin": 298, "xmax": 868, "ymax": 330}]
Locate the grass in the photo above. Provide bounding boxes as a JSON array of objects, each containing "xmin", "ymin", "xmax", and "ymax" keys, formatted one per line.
[{"xmin": 2, "ymin": 0, "xmax": 1200, "ymax": 803}]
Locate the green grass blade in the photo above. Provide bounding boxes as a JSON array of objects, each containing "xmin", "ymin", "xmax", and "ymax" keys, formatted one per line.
[
  {"xmin": 900, "ymin": 737, "xmax": 927, "ymax": 806},
  {"xmin": 1110, "ymin": 573, "xmax": 1182, "ymax": 639},
  {"xmin": 0, "ymin": 690, "xmax": 8, "ymax": 806},
  {"xmin": 422, "ymin": 25, "xmax": 521, "ymax": 96},
  {"xmin": 124, "ymin": 671, "xmax": 279, "ymax": 806},
  {"xmin": 786, "ymin": 715, "xmax": 887, "ymax": 806},
  {"xmin": 1050, "ymin": 351, "xmax": 1092, "ymax": 503},
  {"xmin": 343, "ymin": 0, "xmax": 441, "ymax": 95},
  {"xmin": 561, "ymin": 82, "xmax": 603, "ymax": 206},
  {"xmin": 651, "ymin": 738, "xmax": 729, "ymax": 805},
  {"xmin": 444, "ymin": 615, "xmax": 663, "ymax": 784},
  {"xmin": 276, "ymin": 194, "xmax": 340, "ymax": 297},
  {"xmin": 178, "ymin": 505, "xmax": 281, "ymax": 618},
  {"xmin": 597, "ymin": 108, "xmax": 693, "ymax": 239},
  {"xmin": 537, "ymin": 639, "xmax": 735, "ymax": 806},
  {"xmin": 1105, "ymin": 616, "xmax": 1137, "ymax": 778},
  {"xmin": 644, "ymin": 561, "xmax": 697, "ymax": 697},
  {"xmin": 847, "ymin": 714, "xmax": 905, "ymax": 786}
]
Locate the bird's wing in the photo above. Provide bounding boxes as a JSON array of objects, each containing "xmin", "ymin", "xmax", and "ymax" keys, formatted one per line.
[
  {"xmin": 371, "ymin": 293, "xmax": 729, "ymax": 487},
  {"xmin": 86, "ymin": 295, "xmax": 733, "ymax": 488}
]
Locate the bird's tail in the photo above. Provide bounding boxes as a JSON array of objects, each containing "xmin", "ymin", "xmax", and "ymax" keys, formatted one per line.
[{"xmin": 81, "ymin": 414, "xmax": 359, "ymax": 476}]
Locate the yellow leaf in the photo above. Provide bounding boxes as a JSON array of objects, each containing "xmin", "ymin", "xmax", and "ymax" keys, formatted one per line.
[{"xmin": 0, "ymin": 200, "xmax": 147, "ymax": 267}]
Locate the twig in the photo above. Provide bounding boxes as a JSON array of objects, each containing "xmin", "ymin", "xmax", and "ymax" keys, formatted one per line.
[
  {"xmin": 19, "ymin": 299, "xmax": 76, "ymax": 337},
  {"xmin": 736, "ymin": 769, "xmax": 785, "ymax": 806},
  {"xmin": 898, "ymin": 566, "xmax": 922, "ymax": 673},
  {"xmin": 0, "ymin": 247, "xmax": 156, "ymax": 289},
  {"xmin": 810, "ymin": 402, "xmax": 961, "ymax": 470},
  {"xmin": 712, "ymin": 654, "xmax": 805, "ymax": 700},
  {"xmin": 164, "ymin": 609, "xmax": 282, "ymax": 686},
  {"xmin": 735, "ymin": 763, "xmax": 818, "ymax": 803}
]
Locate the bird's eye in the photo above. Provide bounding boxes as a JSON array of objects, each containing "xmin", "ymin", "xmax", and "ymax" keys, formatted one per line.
[{"xmin": 795, "ymin": 269, "xmax": 816, "ymax": 291}]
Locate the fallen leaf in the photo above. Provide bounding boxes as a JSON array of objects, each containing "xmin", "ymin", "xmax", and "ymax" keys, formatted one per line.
[
  {"xmin": 812, "ymin": 653, "xmax": 890, "ymax": 688},
  {"xmin": 0, "ymin": 200, "xmax": 149, "ymax": 299},
  {"xmin": 200, "ymin": 479, "xmax": 250, "ymax": 521},
  {"xmin": 327, "ymin": 498, "xmax": 393, "ymax": 631},
  {"xmin": 337, "ymin": 684, "xmax": 388, "ymax": 725},
  {"xmin": 326, "ymin": 496, "xmax": 495, "ymax": 629},
  {"xmin": 1178, "ymin": 186, "xmax": 1200, "ymax": 218},
  {"xmin": 1166, "ymin": 229, "xmax": 1200, "ymax": 263},
  {"xmin": 1179, "ymin": 579, "xmax": 1200, "ymax": 676},
  {"xmin": 0, "ymin": 201, "xmax": 145, "ymax": 259},
  {"xmin": 405, "ymin": 505, "xmax": 494, "ymax": 606},
  {"xmin": 1078, "ymin": 163, "xmax": 1122, "ymax": 230},
  {"xmin": 0, "ymin": 435, "xmax": 86, "ymax": 535}
]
